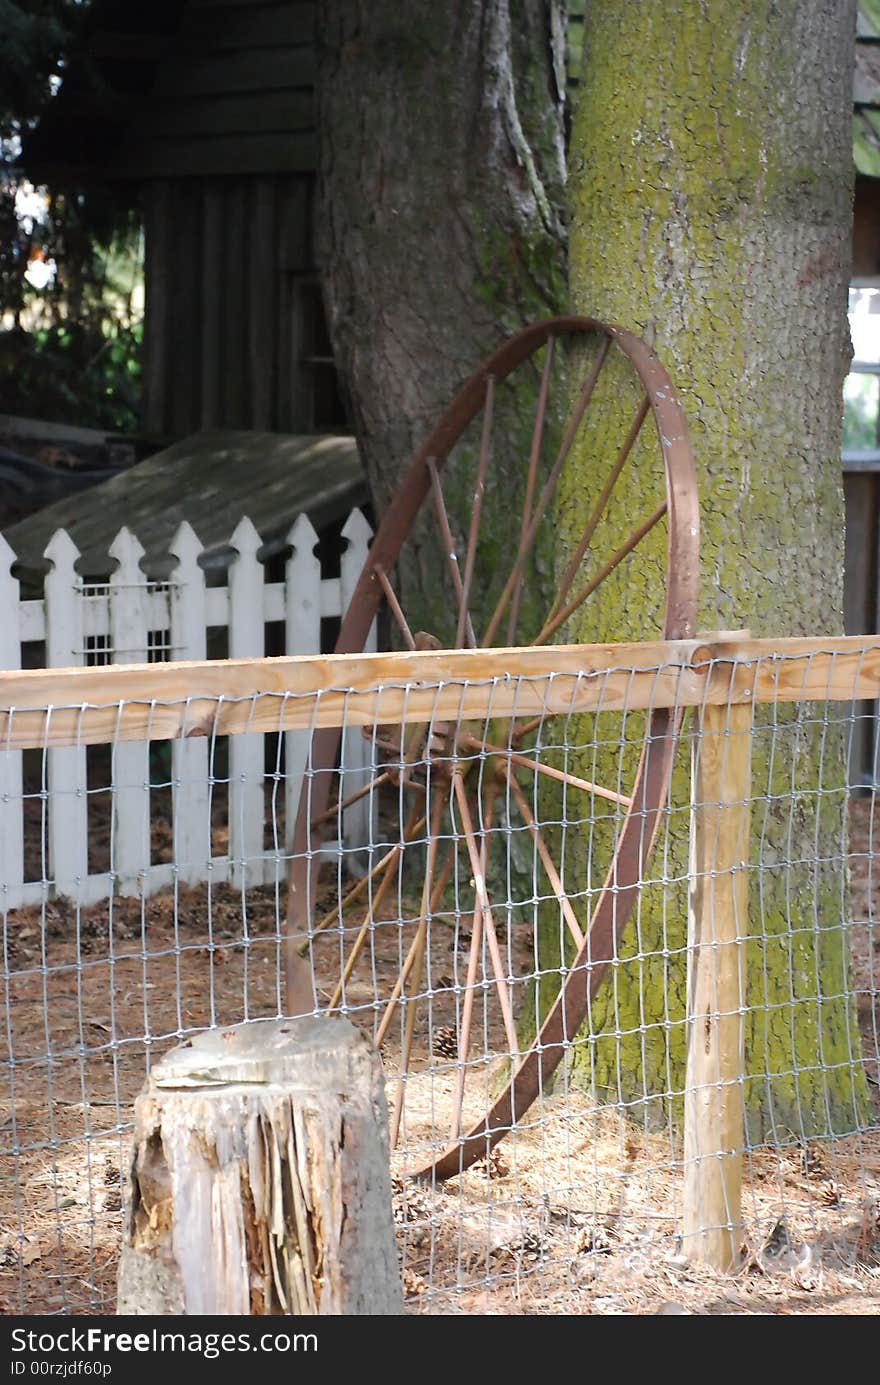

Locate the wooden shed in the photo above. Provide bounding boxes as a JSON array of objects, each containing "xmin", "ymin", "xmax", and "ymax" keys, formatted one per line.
[{"xmin": 26, "ymin": 0, "xmax": 341, "ymax": 441}]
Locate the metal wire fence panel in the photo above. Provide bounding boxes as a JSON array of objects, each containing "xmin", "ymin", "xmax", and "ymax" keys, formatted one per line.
[{"xmin": 0, "ymin": 640, "xmax": 879, "ymax": 1313}]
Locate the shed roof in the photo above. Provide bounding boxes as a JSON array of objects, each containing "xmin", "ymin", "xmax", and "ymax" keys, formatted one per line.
[{"xmin": 2, "ymin": 431, "xmax": 367, "ymax": 578}]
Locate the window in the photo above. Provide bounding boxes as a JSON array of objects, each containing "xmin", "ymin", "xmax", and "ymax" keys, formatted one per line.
[{"xmin": 844, "ymin": 282, "xmax": 880, "ymax": 458}]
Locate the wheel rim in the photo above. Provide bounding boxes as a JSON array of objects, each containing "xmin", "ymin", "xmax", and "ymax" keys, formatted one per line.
[{"xmin": 286, "ymin": 315, "xmax": 699, "ymax": 1180}]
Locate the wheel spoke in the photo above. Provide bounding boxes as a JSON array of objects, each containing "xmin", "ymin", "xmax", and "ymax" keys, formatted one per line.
[
  {"xmin": 505, "ymin": 769, "xmax": 585, "ymax": 951},
  {"xmin": 452, "ymin": 773, "xmax": 519, "ymax": 1058},
  {"xmin": 308, "ymin": 809, "xmax": 428, "ymax": 946},
  {"xmin": 534, "ymin": 499, "xmax": 668, "ymax": 644},
  {"xmin": 507, "ymin": 337, "xmax": 556, "ymax": 645},
  {"xmin": 539, "ymin": 396, "xmax": 650, "ymax": 642},
  {"xmin": 456, "ymin": 375, "xmax": 495, "ymax": 648},
  {"xmin": 457, "ymin": 732, "xmax": 633, "ymax": 808},
  {"xmin": 482, "ymin": 335, "xmax": 612, "ymax": 646},
  {"xmin": 310, "ymin": 770, "xmax": 392, "ymax": 828},
  {"xmin": 326, "ymin": 801, "xmax": 425, "ymax": 1012},
  {"xmin": 426, "ymin": 457, "xmax": 477, "ymax": 648},
  {"xmin": 374, "ymin": 564, "xmax": 416, "ymax": 651},
  {"xmin": 387, "ymin": 791, "xmax": 447, "ymax": 1148},
  {"xmin": 373, "ymin": 840, "xmax": 456, "ymax": 1053},
  {"xmin": 511, "ymin": 712, "xmax": 553, "ymax": 742},
  {"xmin": 449, "ymin": 800, "xmax": 493, "ymax": 1140}
]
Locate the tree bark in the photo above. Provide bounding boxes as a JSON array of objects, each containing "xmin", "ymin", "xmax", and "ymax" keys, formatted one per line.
[
  {"xmin": 316, "ymin": 0, "xmax": 567, "ymax": 634},
  {"xmin": 559, "ymin": 0, "xmax": 867, "ymax": 1136}
]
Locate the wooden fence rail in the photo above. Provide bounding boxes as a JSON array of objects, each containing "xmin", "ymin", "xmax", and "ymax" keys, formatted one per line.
[{"xmin": 1, "ymin": 632, "xmax": 879, "ymax": 755}]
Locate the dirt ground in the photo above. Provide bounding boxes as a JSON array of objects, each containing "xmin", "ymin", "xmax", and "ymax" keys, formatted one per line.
[{"xmin": 0, "ymin": 800, "xmax": 878, "ymax": 1316}]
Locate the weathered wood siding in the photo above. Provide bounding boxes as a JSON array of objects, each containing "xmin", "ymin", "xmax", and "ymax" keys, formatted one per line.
[
  {"xmin": 134, "ymin": 1, "xmax": 338, "ymax": 437},
  {"xmin": 111, "ymin": 0, "xmax": 317, "ymax": 179},
  {"xmin": 143, "ymin": 175, "xmax": 326, "ymax": 436}
]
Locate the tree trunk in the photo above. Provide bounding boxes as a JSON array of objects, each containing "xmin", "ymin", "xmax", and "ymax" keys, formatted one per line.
[
  {"xmin": 316, "ymin": 0, "xmax": 567, "ymax": 634},
  {"xmin": 560, "ymin": 0, "xmax": 868, "ymax": 1137},
  {"xmin": 116, "ymin": 1018, "xmax": 402, "ymax": 1315}
]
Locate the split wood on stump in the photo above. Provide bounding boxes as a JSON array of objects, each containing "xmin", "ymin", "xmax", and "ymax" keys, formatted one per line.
[{"xmin": 117, "ymin": 1017, "xmax": 403, "ymax": 1315}]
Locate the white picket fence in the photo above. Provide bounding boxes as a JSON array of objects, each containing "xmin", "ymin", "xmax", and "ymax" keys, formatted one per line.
[{"xmin": 0, "ymin": 510, "xmax": 376, "ymax": 910}]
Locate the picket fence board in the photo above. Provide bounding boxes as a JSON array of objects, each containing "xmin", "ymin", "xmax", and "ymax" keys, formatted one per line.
[
  {"xmin": 339, "ymin": 509, "xmax": 377, "ymax": 864},
  {"xmin": 228, "ymin": 518, "xmax": 266, "ymax": 888},
  {"xmin": 109, "ymin": 528, "xmax": 152, "ymax": 896},
  {"xmin": 0, "ymin": 509, "xmax": 373, "ymax": 911},
  {"xmin": 44, "ymin": 529, "xmax": 89, "ymax": 900}
]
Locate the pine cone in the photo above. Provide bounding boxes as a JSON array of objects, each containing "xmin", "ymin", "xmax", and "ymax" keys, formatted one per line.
[
  {"xmin": 575, "ymin": 1221, "xmax": 614, "ymax": 1255},
  {"xmin": 517, "ymin": 1231, "xmax": 545, "ymax": 1263},
  {"xmin": 432, "ymin": 1025, "xmax": 458, "ymax": 1059},
  {"xmin": 473, "ymin": 1147, "xmax": 510, "ymax": 1181},
  {"xmin": 402, "ymin": 1268, "xmax": 428, "ymax": 1300},
  {"xmin": 391, "ymin": 1178, "xmax": 432, "ymax": 1247},
  {"xmin": 800, "ymin": 1144, "xmax": 826, "ymax": 1177}
]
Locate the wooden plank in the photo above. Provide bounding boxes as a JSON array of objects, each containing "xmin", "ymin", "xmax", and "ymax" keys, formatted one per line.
[
  {"xmin": 248, "ymin": 177, "xmax": 277, "ymax": 430},
  {"xmin": 136, "ymin": 91, "xmax": 314, "ymax": 139},
  {"xmin": 199, "ymin": 181, "xmax": 224, "ymax": 429},
  {"xmin": 339, "ymin": 510, "xmax": 376, "ymax": 858},
  {"xmin": 102, "ymin": 132, "xmax": 316, "ymax": 180},
  {"xmin": 109, "ymin": 529, "xmax": 151, "ymax": 897},
  {"xmin": 9, "ymin": 632, "xmax": 880, "ymax": 752},
  {"xmin": 227, "ymin": 518, "xmax": 267, "ymax": 886},
  {"xmin": 169, "ymin": 524, "xmax": 211, "ymax": 886},
  {"xmin": 43, "ymin": 530, "xmax": 88, "ymax": 898},
  {"xmin": 181, "ymin": 2, "xmax": 316, "ymax": 48},
  {"xmin": 683, "ymin": 696, "xmax": 751, "ymax": 1269},
  {"xmin": 222, "ymin": 182, "xmax": 247, "ymax": 427},
  {"xmin": 278, "ymin": 177, "xmax": 312, "ymax": 272},
  {"xmin": 157, "ymin": 46, "xmax": 314, "ymax": 98},
  {"xmin": 284, "ymin": 514, "xmax": 321, "ymax": 856},
  {"xmin": 276, "ymin": 267, "xmax": 296, "ymax": 430}
]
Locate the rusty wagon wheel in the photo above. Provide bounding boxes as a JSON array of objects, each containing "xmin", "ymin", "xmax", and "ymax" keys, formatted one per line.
[{"xmin": 286, "ymin": 315, "xmax": 699, "ymax": 1181}]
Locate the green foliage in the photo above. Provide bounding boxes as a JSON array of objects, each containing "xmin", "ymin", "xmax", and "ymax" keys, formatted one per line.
[
  {"xmin": 859, "ymin": 0, "xmax": 880, "ymax": 37},
  {"xmin": 0, "ymin": 316, "xmax": 142, "ymax": 432},
  {"xmin": 0, "ymin": 0, "xmax": 144, "ymax": 431},
  {"xmin": 843, "ymin": 377, "xmax": 879, "ymax": 449}
]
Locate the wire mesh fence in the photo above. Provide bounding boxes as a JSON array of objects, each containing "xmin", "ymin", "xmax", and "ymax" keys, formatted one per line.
[{"xmin": 1, "ymin": 637, "xmax": 879, "ymax": 1314}]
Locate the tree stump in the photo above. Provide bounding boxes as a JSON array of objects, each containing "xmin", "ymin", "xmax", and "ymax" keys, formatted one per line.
[{"xmin": 116, "ymin": 1017, "xmax": 403, "ymax": 1315}]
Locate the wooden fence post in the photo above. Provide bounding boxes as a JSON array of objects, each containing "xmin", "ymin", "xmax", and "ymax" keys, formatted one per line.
[
  {"xmin": 682, "ymin": 678, "xmax": 752, "ymax": 1270},
  {"xmin": 117, "ymin": 1016, "xmax": 403, "ymax": 1315}
]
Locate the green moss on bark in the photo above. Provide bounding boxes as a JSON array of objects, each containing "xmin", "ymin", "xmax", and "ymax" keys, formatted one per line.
[{"xmin": 551, "ymin": 0, "xmax": 868, "ymax": 1136}]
